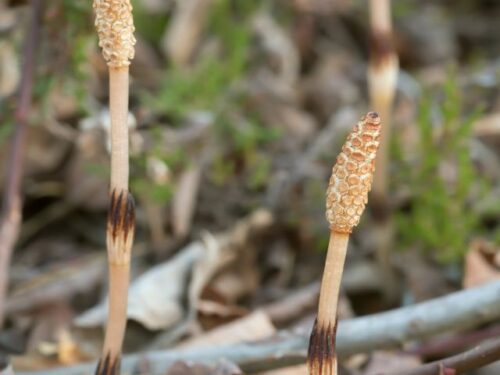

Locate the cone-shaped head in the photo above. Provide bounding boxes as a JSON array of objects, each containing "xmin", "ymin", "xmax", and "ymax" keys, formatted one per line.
[
  {"xmin": 93, "ymin": 0, "xmax": 136, "ymax": 68},
  {"xmin": 326, "ymin": 112, "xmax": 381, "ymax": 233}
]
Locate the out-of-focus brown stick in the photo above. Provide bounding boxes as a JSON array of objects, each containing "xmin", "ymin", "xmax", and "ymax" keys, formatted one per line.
[
  {"xmin": 367, "ymin": 0, "xmax": 399, "ymax": 302},
  {"xmin": 396, "ymin": 337, "xmax": 500, "ymax": 375},
  {"xmin": 0, "ymin": 0, "xmax": 43, "ymax": 328},
  {"xmin": 163, "ymin": 0, "xmax": 214, "ymax": 66}
]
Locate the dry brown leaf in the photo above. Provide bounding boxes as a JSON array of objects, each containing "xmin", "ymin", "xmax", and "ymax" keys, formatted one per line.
[
  {"xmin": 257, "ymin": 365, "xmax": 308, "ymax": 375},
  {"xmin": 197, "ymin": 299, "xmax": 247, "ymax": 320},
  {"xmin": 179, "ymin": 310, "xmax": 276, "ymax": 349},
  {"xmin": 56, "ymin": 330, "xmax": 89, "ymax": 366},
  {"xmin": 76, "ymin": 210, "xmax": 273, "ymax": 332},
  {"xmin": 75, "ymin": 240, "xmax": 211, "ymax": 330},
  {"xmin": 166, "ymin": 360, "xmax": 242, "ymax": 375},
  {"xmin": 464, "ymin": 240, "xmax": 500, "ymax": 289},
  {"xmin": 362, "ymin": 351, "xmax": 421, "ymax": 374}
]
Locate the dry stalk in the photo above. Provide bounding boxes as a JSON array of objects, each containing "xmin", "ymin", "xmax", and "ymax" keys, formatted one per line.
[
  {"xmin": 0, "ymin": 0, "xmax": 42, "ymax": 328},
  {"xmin": 308, "ymin": 112, "xmax": 382, "ymax": 375},
  {"xmin": 367, "ymin": 0, "xmax": 399, "ymax": 301},
  {"xmin": 368, "ymin": 0, "xmax": 397, "ymax": 198},
  {"xmin": 93, "ymin": 0, "xmax": 136, "ymax": 373}
]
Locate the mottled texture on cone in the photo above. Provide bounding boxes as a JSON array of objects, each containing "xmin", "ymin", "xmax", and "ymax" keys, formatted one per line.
[
  {"xmin": 326, "ymin": 112, "xmax": 381, "ymax": 233},
  {"xmin": 93, "ymin": 0, "xmax": 136, "ymax": 68}
]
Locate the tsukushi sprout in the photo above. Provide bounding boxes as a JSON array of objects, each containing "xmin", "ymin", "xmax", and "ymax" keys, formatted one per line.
[
  {"xmin": 308, "ymin": 112, "xmax": 382, "ymax": 375},
  {"xmin": 93, "ymin": 0, "xmax": 136, "ymax": 373}
]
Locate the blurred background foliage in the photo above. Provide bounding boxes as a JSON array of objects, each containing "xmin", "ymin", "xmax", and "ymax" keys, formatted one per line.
[{"xmin": 3, "ymin": 0, "xmax": 500, "ymax": 262}]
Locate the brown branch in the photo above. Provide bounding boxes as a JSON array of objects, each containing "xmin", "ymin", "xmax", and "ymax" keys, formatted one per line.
[
  {"xmin": 0, "ymin": 0, "xmax": 43, "ymax": 328},
  {"xmin": 396, "ymin": 337, "xmax": 500, "ymax": 375}
]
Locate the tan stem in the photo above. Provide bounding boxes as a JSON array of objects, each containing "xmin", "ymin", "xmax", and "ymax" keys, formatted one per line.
[
  {"xmin": 96, "ymin": 67, "xmax": 134, "ymax": 374},
  {"xmin": 102, "ymin": 262, "xmax": 130, "ymax": 359},
  {"xmin": 368, "ymin": 0, "xmax": 397, "ymax": 200},
  {"xmin": 369, "ymin": 89, "xmax": 395, "ymax": 198},
  {"xmin": 109, "ymin": 68, "xmax": 130, "ymax": 192},
  {"xmin": 308, "ymin": 230, "xmax": 349, "ymax": 375},
  {"xmin": 369, "ymin": 0, "xmax": 391, "ymax": 33},
  {"xmin": 317, "ymin": 230, "xmax": 349, "ymax": 327},
  {"xmin": 368, "ymin": 0, "xmax": 398, "ymax": 302}
]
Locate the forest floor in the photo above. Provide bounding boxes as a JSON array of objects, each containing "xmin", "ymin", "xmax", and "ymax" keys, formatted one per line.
[{"xmin": 1, "ymin": 1, "xmax": 500, "ymax": 374}]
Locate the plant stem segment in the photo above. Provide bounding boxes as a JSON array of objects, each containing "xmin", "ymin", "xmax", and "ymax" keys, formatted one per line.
[
  {"xmin": 368, "ymin": 0, "xmax": 399, "ymax": 302},
  {"xmin": 317, "ymin": 232, "xmax": 349, "ymax": 326},
  {"xmin": 109, "ymin": 69, "xmax": 130, "ymax": 191},
  {"xmin": 308, "ymin": 231, "xmax": 349, "ymax": 375},
  {"xmin": 368, "ymin": 0, "xmax": 397, "ymax": 204}
]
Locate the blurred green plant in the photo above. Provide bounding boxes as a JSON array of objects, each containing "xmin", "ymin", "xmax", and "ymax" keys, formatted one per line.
[
  {"xmin": 0, "ymin": 121, "xmax": 14, "ymax": 147},
  {"xmin": 131, "ymin": 0, "xmax": 168, "ymax": 46},
  {"xmin": 147, "ymin": 0, "xmax": 251, "ymax": 120},
  {"xmin": 395, "ymin": 73, "xmax": 487, "ymax": 262},
  {"xmin": 131, "ymin": 126, "xmax": 188, "ymax": 205},
  {"xmin": 145, "ymin": 0, "xmax": 280, "ymax": 190}
]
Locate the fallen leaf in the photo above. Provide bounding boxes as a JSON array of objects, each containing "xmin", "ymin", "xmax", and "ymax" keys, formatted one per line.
[
  {"xmin": 363, "ymin": 351, "xmax": 421, "ymax": 374},
  {"xmin": 257, "ymin": 364, "xmax": 308, "ymax": 375},
  {"xmin": 165, "ymin": 360, "xmax": 242, "ymax": 375},
  {"xmin": 464, "ymin": 240, "xmax": 500, "ymax": 288},
  {"xmin": 179, "ymin": 310, "xmax": 276, "ymax": 349},
  {"xmin": 75, "ymin": 240, "xmax": 205, "ymax": 330}
]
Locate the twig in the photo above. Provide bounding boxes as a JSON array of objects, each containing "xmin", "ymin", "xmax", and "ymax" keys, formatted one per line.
[
  {"xmin": 0, "ymin": 0, "xmax": 43, "ymax": 327},
  {"xmin": 93, "ymin": 0, "xmax": 136, "ymax": 372},
  {"xmin": 308, "ymin": 112, "xmax": 382, "ymax": 375},
  {"xmin": 408, "ymin": 324, "xmax": 500, "ymax": 358},
  {"xmin": 20, "ymin": 282, "xmax": 500, "ymax": 375},
  {"xmin": 396, "ymin": 337, "xmax": 500, "ymax": 375},
  {"xmin": 262, "ymin": 281, "xmax": 320, "ymax": 325}
]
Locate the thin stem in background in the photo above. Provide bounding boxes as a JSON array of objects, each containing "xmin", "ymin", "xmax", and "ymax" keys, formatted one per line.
[
  {"xmin": 0, "ymin": 0, "xmax": 43, "ymax": 328},
  {"xmin": 368, "ymin": 0, "xmax": 399, "ymax": 303}
]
